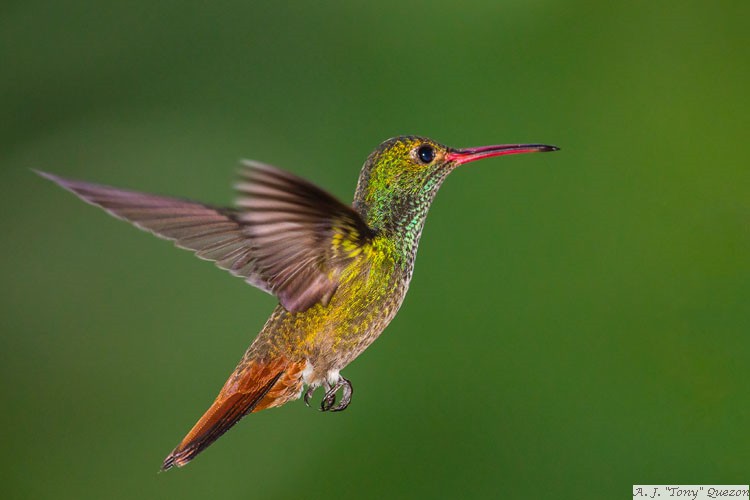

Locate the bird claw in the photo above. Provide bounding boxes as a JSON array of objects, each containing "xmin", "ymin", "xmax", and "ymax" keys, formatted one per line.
[
  {"xmin": 320, "ymin": 389, "xmax": 336, "ymax": 411},
  {"xmin": 303, "ymin": 385, "xmax": 315, "ymax": 407},
  {"xmin": 320, "ymin": 376, "xmax": 353, "ymax": 412},
  {"xmin": 303, "ymin": 376, "xmax": 354, "ymax": 412}
]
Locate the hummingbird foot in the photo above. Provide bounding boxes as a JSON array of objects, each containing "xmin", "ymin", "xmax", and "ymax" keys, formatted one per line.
[
  {"xmin": 320, "ymin": 376, "xmax": 353, "ymax": 412},
  {"xmin": 303, "ymin": 385, "xmax": 316, "ymax": 407}
]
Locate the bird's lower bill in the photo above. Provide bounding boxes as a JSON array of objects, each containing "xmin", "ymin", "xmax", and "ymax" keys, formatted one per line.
[{"xmin": 446, "ymin": 143, "xmax": 559, "ymax": 165}]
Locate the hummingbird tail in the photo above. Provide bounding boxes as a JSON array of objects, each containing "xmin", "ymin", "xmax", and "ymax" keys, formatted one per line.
[{"xmin": 161, "ymin": 356, "xmax": 305, "ymax": 471}]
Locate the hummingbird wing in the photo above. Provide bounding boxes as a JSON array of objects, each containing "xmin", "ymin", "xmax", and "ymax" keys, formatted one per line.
[
  {"xmin": 37, "ymin": 165, "xmax": 372, "ymax": 312},
  {"xmin": 233, "ymin": 160, "xmax": 373, "ymax": 311}
]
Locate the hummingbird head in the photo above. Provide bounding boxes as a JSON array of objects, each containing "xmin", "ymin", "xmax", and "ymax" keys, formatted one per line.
[{"xmin": 353, "ymin": 135, "xmax": 558, "ymax": 238}]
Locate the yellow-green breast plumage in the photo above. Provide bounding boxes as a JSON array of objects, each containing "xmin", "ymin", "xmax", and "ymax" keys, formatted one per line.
[{"xmin": 38, "ymin": 134, "xmax": 558, "ymax": 470}]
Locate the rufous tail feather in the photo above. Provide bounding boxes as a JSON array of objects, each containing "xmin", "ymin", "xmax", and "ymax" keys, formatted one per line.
[{"xmin": 161, "ymin": 357, "xmax": 304, "ymax": 470}]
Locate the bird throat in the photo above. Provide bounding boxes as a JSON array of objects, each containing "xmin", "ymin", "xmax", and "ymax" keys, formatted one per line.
[{"xmin": 353, "ymin": 166, "xmax": 451, "ymax": 265}]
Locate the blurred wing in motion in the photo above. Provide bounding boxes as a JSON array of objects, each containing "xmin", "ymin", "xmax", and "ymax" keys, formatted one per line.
[{"xmin": 37, "ymin": 162, "xmax": 373, "ymax": 312}]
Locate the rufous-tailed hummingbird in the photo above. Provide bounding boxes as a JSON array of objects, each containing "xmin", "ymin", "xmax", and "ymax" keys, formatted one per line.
[{"xmin": 37, "ymin": 135, "xmax": 558, "ymax": 470}]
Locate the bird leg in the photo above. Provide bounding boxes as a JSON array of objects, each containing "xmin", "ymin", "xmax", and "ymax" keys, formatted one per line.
[
  {"xmin": 320, "ymin": 376, "xmax": 353, "ymax": 412},
  {"xmin": 319, "ymin": 381, "xmax": 335, "ymax": 411},
  {"xmin": 303, "ymin": 385, "xmax": 316, "ymax": 407}
]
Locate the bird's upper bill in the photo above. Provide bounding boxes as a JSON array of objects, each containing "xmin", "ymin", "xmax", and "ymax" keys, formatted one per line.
[{"xmin": 446, "ymin": 143, "xmax": 559, "ymax": 166}]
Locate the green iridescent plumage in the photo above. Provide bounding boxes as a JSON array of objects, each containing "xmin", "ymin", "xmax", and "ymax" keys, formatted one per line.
[{"xmin": 38, "ymin": 135, "xmax": 558, "ymax": 469}]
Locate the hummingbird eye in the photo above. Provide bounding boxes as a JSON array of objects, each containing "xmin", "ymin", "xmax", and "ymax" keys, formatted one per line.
[{"xmin": 416, "ymin": 145, "xmax": 435, "ymax": 164}]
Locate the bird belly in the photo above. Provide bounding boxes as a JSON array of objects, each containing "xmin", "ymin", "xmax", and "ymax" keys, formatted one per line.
[
  {"xmin": 300, "ymin": 362, "xmax": 340, "ymax": 388},
  {"xmin": 248, "ymin": 243, "xmax": 411, "ymax": 388}
]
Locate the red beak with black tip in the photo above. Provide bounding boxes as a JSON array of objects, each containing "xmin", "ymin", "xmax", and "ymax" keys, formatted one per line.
[{"xmin": 446, "ymin": 143, "xmax": 560, "ymax": 165}]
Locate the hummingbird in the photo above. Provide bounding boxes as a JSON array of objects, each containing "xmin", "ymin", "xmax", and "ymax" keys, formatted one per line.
[{"xmin": 37, "ymin": 135, "xmax": 558, "ymax": 470}]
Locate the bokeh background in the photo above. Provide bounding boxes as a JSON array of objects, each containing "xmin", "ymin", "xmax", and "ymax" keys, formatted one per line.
[{"xmin": 2, "ymin": 1, "xmax": 749, "ymax": 498}]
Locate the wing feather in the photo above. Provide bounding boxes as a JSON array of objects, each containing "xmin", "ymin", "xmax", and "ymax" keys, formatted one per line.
[{"xmin": 37, "ymin": 162, "xmax": 373, "ymax": 312}]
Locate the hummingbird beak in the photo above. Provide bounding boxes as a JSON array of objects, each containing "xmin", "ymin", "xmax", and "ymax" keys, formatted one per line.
[{"xmin": 446, "ymin": 144, "xmax": 559, "ymax": 166}]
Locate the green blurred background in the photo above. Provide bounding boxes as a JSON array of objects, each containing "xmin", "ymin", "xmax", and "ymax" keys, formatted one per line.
[{"xmin": 2, "ymin": 1, "xmax": 748, "ymax": 498}]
